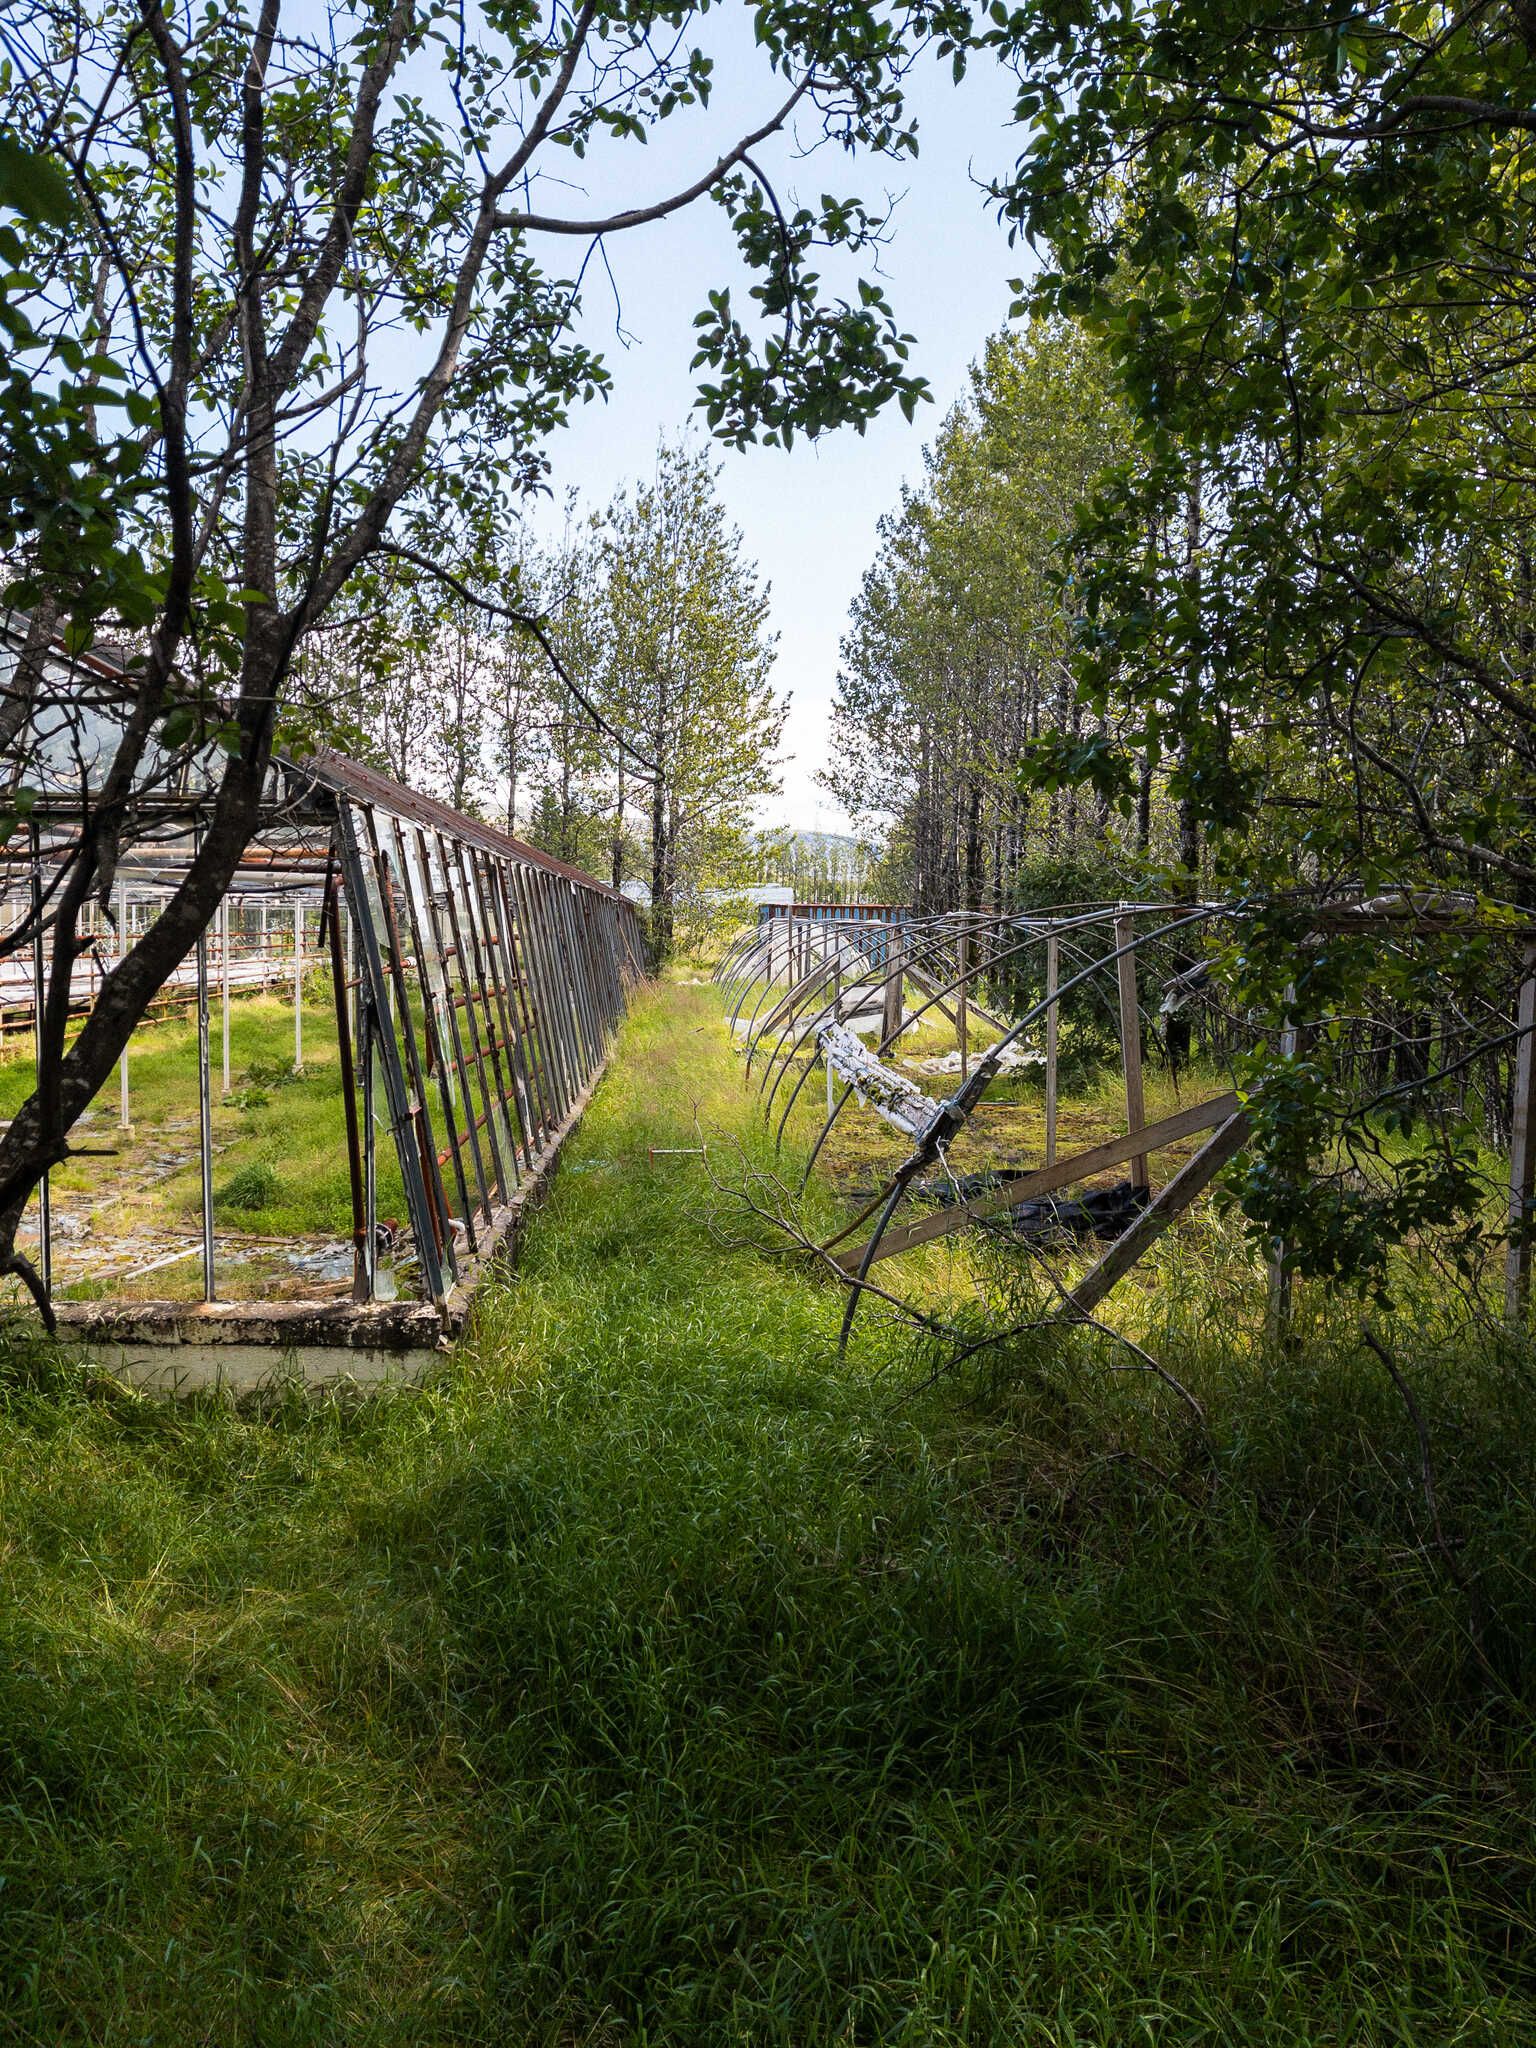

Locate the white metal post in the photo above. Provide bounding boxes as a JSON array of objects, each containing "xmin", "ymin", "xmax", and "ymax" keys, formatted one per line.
[
  {"xmin": 117, "ymin": 879, "xmax": 131, "ymax": 1131},
  {"xmin": 293, "ymin": 900, "xmax": 304, "ymax": 1072},
  {"xmin": 220, "ymin": 897, "xmax": 231, "ymax": 1094}
]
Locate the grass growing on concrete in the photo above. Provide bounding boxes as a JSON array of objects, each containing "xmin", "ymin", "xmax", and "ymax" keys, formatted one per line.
[
  {"xmin": 0, "ymin": 990, "xmax": 404, "ymax": 1298},
  {"xmin": 1, "ymin": 976, "xmax": 1535, "ymax": 2042}
]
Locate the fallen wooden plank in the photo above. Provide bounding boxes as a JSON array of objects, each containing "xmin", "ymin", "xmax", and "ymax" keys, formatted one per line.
[
  {"xmin": 1054, "ymin": 1110, "xmax": 1251, "ymax": 1320},
  {"xmin": 830, "ymin": 1091, "xmax": 1240, "ymax": 1273}
]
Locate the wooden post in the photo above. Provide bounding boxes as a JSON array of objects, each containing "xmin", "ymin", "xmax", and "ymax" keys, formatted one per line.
[
  {"xmin": 1506, "ymin": 945, "xmax": 1536, "ymax": 1326},
  {"xmin": 1045, "ymin": 927, "xmax": 1059, "ymax": 1167},
  {"xmin": 1059, "ymin": 1111, "xmax": 1250, "ymax": 1321},
  {"xmin": 293, "ymin": 900, "xmax": 304, "ymax": 1072},
  {"xmin": 1266, "ymin": 984, "xmax": 1298, "ymax": 1340},
  {"xmin": 1115, "ymin": 908, "xmax": 1148, "ymax": 1190},
  {"xmin": 882, "ymin": 923, "xmax": 903, "ymax": 1044},
  {"xmin": 956, "ymin": 924, "xmax": 970, "ymax": 1082}
]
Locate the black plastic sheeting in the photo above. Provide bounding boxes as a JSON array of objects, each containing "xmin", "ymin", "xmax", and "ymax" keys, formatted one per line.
[{"xmin": 920, "ymin": 1173, "xmax": 1150, "ymax": 1246}]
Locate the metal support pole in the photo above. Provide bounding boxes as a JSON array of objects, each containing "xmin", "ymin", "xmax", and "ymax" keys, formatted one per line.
[
  {"xmin": 220, "ymin": 897, "xmax": 231, "ymax": 1095},
  {"xmin": 195, "ymin": 842, "xmax": 216, "ymax": 1303},
  {"xmin": 118, "ymin": 879, "xmax": 131, "ymax": 1132},
  {"xmin": 293, "ymin": 900, "xmax": 304, "ymax": 1072},
  {"xmin": 328, "ymin": 869, "xmax": 369, "ymax": 1302},
  {"xmin": 357, "ymin": 910, "xmax": 377, "ymax": 1301}
]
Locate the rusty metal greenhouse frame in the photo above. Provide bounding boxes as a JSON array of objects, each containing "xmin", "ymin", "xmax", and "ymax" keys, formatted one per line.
[{"xmin": 1, "ymin": 746, "xmax": 647, "ymax": 1385}]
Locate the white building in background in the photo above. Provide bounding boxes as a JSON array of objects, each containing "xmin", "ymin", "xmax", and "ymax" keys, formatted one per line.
[{"xmin": 617, "ymin": 880, "xmax": 794, "ymax": 913}]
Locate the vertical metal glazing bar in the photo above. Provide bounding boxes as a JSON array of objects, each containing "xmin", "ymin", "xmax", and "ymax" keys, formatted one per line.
[
  {"xmin": 327, "ymin": 864, "xmax": 369, "ymax": 1302},
  {"xmin": 519, "ymin": 866, "xmax": 574, "ymax": 1118},
  {"xmin": 450, "ymin": 842, "xmax": 528, "ymax": 1170},
  {"xmin": 589, "ymin": 893, "xmax": 618, "ymax": 1037},
  {"xmin": 573, "ymin": 889, "xmax": 607, "ymax": 1059},
  {"xmin": 482, "ymin": 859, "xmax": 543, "ymax": 1166},
  {"xmin": 412, "ymin": 825, "xmax": 497, "ymax": 1220},
  {"xmin": 359, "ymin": 909, "xmax": 377, "ymax": 1302},
  {"xmin": 503, "ymin": 864, "xmax": 558, "ymax": 1148},
  {"xmin": 1115, "ymin": 907, "xmax": 1148, "ymax": 1192},
  {"xmin": 550, "ymin": 882, "xmax": 594, "ymax": 1079},
  {"xmin": 391, "ymin": 816, "xmax": 478, "ymax": 1254},
  {"xmin": 1045, "ymin": 928, "xmax": 1059, "ymax": 1168},
  {"xmin": 575, "ymin": 889, "xmax": 610, "ymax": 1058},
  {"xmin": 434, "ymin": 831, "xmax": 516, "ymax": 1198},
  {"xmin": 539, "ymin": 870, "xmax": 584, "ymax": 1106},
  {"xmin": 335, "ymin": 797, "xmax": 444, "ymax": 1306},
  {"xmin": 492, "ymin": 860, "xmax": 551, "ymax": 1157},
  {"xmin": 293, "ymin": 899, "xmax": 304, "ymax": 1072},
  {"xmin": 367, "ymin": 815, "xmax": 457, "ymax": 1282},
  {"xmin": 1509, "ymin": 946, "xmax": 1536, "ymax": 1325},
  {"xmin": 471, "ymin": 848, "xmax": 540, "ymax": 1156}
]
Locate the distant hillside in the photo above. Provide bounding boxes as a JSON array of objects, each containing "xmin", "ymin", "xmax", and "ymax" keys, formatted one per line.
[{"xmin": 748, "ymin": 826, "xmax": 881, "ymax": 898}]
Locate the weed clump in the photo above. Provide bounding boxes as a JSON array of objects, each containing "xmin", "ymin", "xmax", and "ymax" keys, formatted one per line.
[{"xmin": 217, "ymin": 1161, "xmax": 283, "ymax": 1213}]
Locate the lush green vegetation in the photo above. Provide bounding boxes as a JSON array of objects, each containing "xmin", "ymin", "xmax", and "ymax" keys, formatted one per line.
[
  {"xmin": 2, "ymin": 975, "xmax": 1533, "ymax": 2043},
  {"xmin": 0, "ymin": 992, "xmax": 404, "ymax": 1300}
]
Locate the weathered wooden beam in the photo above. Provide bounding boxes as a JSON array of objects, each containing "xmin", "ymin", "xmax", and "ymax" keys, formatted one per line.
[
  {"xmin": 1506, "ymin": 945, "xmax": 1536, "ymax": 1326},
  {"xmin": 903, "ymin": 957, "xmax": 1008, "ymax": 1035},
  {"xmin": 1055, "ymin": 1110, "xmax": 1250, "ymax": 1321},
  {"xmin": 882, "ymin": 928, "xmax": 905, "ymax": 1043},
  {"xmin": 830, "ymin": 1091, "xmax": 1240, "ymax": 1273}
]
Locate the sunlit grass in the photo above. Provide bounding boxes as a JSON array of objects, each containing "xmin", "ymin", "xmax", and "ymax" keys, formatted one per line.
[
  {"xmin": 0, "ymin": 976, "xmax": 1533, "ymax": 2041},
  {"xmin": 0, "ymin": 990, "xmax": 405, "ymax": 1297}
]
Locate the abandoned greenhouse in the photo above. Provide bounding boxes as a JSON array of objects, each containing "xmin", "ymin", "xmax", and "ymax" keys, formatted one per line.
[{"xmin": 0, "ymin": 623, "xmax": 646, "ymax": 1388}]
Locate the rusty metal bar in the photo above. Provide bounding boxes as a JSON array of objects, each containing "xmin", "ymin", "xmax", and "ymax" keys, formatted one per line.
[
  {"xmin": 389, "ymin": 815, "xmax": 478, "ymax": 1259},
  {"xmin": 327, "ymin": 862, "xmax": 369, "ymax": 1301}
]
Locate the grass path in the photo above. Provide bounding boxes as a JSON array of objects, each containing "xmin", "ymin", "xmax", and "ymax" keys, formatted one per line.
[{"xmin": 1, "ymin": 976, "xmax": 1534, "ymax": 2043}]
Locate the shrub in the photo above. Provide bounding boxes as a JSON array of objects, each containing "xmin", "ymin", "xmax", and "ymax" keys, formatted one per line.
[{"xmin": 217, "ymin": 1162, "xmax": 283, "ymax": 1213}]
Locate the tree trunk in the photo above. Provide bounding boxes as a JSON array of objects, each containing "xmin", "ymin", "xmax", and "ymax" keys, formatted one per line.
[
  {"xmin": 613, "ymin": 754, "xmax": 625, "ymax": 890},
  {"xmin": 650, "ymin": 768, "xmax": 672, "ymax": 959}
]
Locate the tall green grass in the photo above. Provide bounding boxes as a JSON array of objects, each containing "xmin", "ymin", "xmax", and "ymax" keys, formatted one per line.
[{"xmin": 0, "ymin": 977, "xmax": 1533, "ymax": 2042}]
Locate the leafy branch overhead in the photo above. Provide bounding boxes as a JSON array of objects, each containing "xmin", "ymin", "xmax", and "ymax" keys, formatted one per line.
[{"xmin": 0, "ymin": 0, "xmax": 979, "ymax": 1291}]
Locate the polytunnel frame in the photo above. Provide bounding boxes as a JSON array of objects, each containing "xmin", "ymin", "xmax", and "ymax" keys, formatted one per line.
[
  {"xmin": 4, "ymin": 748, "xmax": 647, "ymax": 1386},
  {"xmin": 719, "ymin": 893, "xmax": 1536, "ymax": 1350}
]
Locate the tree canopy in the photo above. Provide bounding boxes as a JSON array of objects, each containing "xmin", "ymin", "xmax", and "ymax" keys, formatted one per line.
[{"xmin": 0, "ymin": 0, "xmax": 977, "ymax": 1301}]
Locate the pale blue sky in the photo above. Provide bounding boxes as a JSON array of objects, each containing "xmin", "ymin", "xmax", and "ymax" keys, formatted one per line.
[{"xmin": 516, "ymin": 25, "xmax": 1031, "ymax": 832}]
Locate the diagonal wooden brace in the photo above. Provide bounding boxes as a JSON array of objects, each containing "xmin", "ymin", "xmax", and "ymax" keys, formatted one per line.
[
  {"xmin": 1054, "ymin": 1108, "xmax": 1251, "ymax": 1322},
  {"xmin": 829, "ymin": 1091, "xmax": 1241, "ymax": 1273}
]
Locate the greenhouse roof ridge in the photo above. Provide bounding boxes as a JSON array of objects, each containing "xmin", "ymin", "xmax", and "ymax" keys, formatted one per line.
[{"xmin": 294, "ymin": 749, "xmax": 626, "ymax": 902}]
